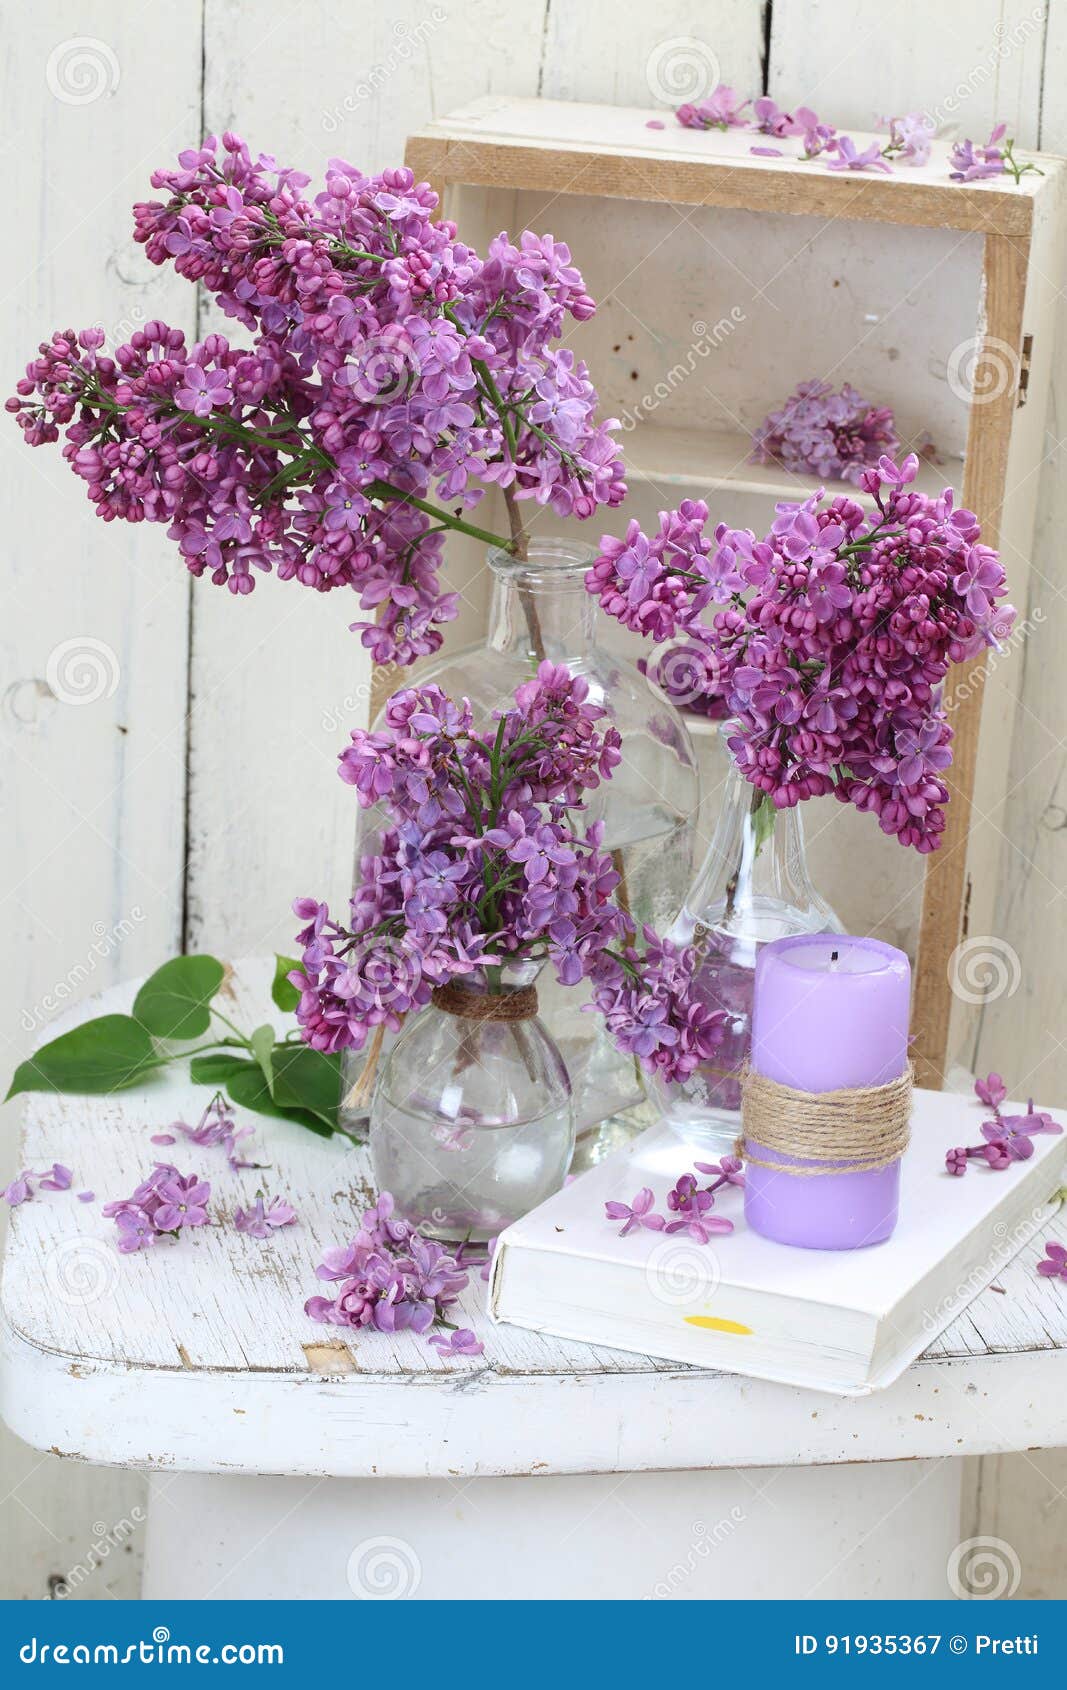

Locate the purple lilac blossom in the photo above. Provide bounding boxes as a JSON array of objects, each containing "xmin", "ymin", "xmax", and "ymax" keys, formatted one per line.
[
  {"xmin": 8, "ymin": 136, "xmax": 625, "ymax": 670},
  {"xmin": 751, "ymin": 379, "xmax": 900, "ymax": 486},
  {"xmin": 291, "ymin": 663, "xmax": 725, "ymax": 1084},
  {"xmin": 306, "ymin": 1191, "xmax": 471, "ymax": 1346},
  {"xmin": 586, "ymin": 454, "xmax": 1012, "ymax": 853}
]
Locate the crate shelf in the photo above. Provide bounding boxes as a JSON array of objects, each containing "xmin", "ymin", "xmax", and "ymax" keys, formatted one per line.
[
  {"xmin": 406, "ymin": 97, "xmax": 1067, "ymax": 1088},
  {"xmin": 621, "ymin": 423, "xmax": 953, "ymax": 503}
]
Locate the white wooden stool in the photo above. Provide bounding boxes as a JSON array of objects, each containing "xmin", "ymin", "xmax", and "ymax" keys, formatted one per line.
[{"xmin": 3, "ymin": 962, "xmax": 1064, "ymax": 1600}]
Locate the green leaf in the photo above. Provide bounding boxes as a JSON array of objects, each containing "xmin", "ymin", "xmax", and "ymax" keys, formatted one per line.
[
  {"xmin": 249, "ymin": 1024, "xmax": 275, "ymax": 1092},
  {"xmin": 271, "ymin": 955, "xmax": 301, "ymax": 1014},
  {"xmin": 6, "ymin": 1015, "xmax": 159, "ymax": 1099},
  {"xmin": 189, "ymin": 1053, "xmax": 249, "ymax": 1087},
  {"xmin": 133, "ymin": 955, "xmax": 226, "ymax": 1040},
  {"xmin": 270, "ymin": 1045, "xmax": 342, "ymax": 1129},
  {"xmin": 191, "ymin": 1053, "xmax": 334, "ymax": 1138}
]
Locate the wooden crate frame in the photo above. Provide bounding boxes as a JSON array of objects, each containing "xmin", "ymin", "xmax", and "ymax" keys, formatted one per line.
[{"xmin": 405, "ymin": 96, "xmax": 1067, "ymax": 1089}]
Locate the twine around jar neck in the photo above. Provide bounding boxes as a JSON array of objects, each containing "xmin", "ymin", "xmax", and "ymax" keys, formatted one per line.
[
  {"xmin": 738, "ymin": 1062, "xmax": 913, "ymax": 1176},
  {"xmin": 431, "ymin": 978, "xmax": 539, "ymax": 1023}
]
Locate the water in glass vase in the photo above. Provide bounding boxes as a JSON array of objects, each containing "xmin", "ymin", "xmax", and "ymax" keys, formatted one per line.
[
  {"xmin": 652, "ymin": 728, "xmax": 843, "ymax": 1155},
  {"xmin": 369, "ymin": 963, "xmax": 575, "ymax": 1242}
]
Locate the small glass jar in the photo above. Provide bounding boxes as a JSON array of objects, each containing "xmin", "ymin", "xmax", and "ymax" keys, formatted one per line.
[
  {"xmin": 343, "ymin": 536, "xmax": 700, "ymax": 1142},
  {"xmin": 369, "ymin": 961, "xmax": 574, "ymax": 1242},
  {"xmin": 652, "ymin": 725, "xmax": 844, "ymax": 1156}
]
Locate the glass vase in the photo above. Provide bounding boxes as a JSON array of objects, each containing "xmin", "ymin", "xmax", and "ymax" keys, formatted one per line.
[
  {"xmin": 369, "ymin": 961, "xmax": 574, "ymax": 1242},
  {"xmin": 651, "ymin": 725, "xmax": 844, "ymax": 1156},
  {"xmin": 342, "ymin": 536, "xmax": 700, "ymax": 1141}
]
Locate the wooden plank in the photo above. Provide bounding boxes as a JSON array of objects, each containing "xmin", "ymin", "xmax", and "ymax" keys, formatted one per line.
[
  {"xmin": 406, "ymin": 97, "xmax": 1050, "ymax": 234},
  {"xmin": 912, "ymin": 232, "xmax": 1032, "ymax": 1088},
  {"xmin": 0, "ymin": 0, "xmax": 204, "ymax": 1600}
]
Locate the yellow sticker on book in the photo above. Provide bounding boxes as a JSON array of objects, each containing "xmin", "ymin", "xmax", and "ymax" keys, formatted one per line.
[{"xmin": 683, "ymin": 1315, "xmax": 753, "ymax": 1336}]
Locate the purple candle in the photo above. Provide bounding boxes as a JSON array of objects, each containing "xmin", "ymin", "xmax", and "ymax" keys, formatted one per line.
[{"xmin": 744, "ymin": 934, "xmax": 911, "ymax": 1250}]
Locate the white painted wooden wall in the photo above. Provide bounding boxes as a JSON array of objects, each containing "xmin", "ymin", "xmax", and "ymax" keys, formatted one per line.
[{"xmin": 2, "ymin": 0, "xmax": 1064, "ymax": 1600}]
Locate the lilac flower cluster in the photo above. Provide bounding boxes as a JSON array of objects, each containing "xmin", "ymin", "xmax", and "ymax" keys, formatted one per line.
[
  {"xmin": 8, "ymin": 135, "xmax": 624, "ymax": 669},
  {"xmin": 587, "ymin": 454, "xmax": 1013, "ymax": 851},
  {"xmin": 751, "ymin": 379, "xmax": 900, "ymax": 486},
  {"xmin": 945, "ymin": 1074, "xmax": 1061, "ymax": 1175},
  {"xmin": 605, "ymin": 1157, "xmax": 744, "ymax": 1244},
  {"xmin": 673, "ymin": 91, "xmax": 1038, "ymax": 183},
  {"xmin": 103, "ymin": 1164, "xmax": 212, "ymax": 1252},
  {"xmin": 306, "ymin": 1190, "xmax": 483, "ymax": 1356},
  {"xmin": 291, "ymin": 663, "xmax": 725, "ymax": 1081}
]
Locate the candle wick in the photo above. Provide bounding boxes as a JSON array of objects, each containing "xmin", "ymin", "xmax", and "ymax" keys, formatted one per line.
[{"xmin": 829, "ymin": 948, "xmax": 839, "ymax": 972}]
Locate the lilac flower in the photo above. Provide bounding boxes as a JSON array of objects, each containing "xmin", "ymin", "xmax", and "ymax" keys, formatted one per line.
[
  {"xmin": 428, "ymin": 1328, "xmax": 484, "ymax": 1357},
  {"xmin": 827, "ymin": 136, "xmax": 893, "ymax": 174},
  {"xmin": 665, "ymin": 1211, "xmax": 734, "ymax": 1244},
  {"xmin": 945, "ymin": 1147, "xmax": 970, "ymax": 1177},
  {"xmin": 997, "ymin": 1101, "xmax": 1062, "ymax": 1139},
  {"xmin": 979, "ymin": 1121, "xmax": 1033, "ymax": 1162},
  {"xmin": 882, "ymin": 112, "xmax": 934, "ymax": 166},
  {"xmin": 604, "ymin": 1187, "xmax": 665, "ymax": 1237},
  {"xmin": 39, "ymin": 1163, "xmax": 72, "ymax": 1191},
  {"xmin": 676, "ymin": 88, "xmax": 750, "ymax": 131},
  {"xmin": 106, "ymin": 1162, "xmax": 211, "ymax": 1248},
  {"xmin": 950, "ymin": 128, "xmax": 1006, "ymax": 182},
  {"xmin": 1037, "ymin": 1242, "xmax": 1067, "ymax": 1282},
  {"xmin": 975, "ymin": 1072, "xmax": 1007, "ymax": 1110},
  {"xmin": 115, "ymin": 1209, "xmax": 157, "ymax": 1254},
  {"xmin": 4, "ymin": 1164, "xmax": 76, "ymax": 1204},
  {"xmin": 234, "ymin": 1196, "xmax": 298, "ymax": 1239},
  {"xmin": 152, "ymin": 1173, "xmax": 212, "ymax": 1232}
]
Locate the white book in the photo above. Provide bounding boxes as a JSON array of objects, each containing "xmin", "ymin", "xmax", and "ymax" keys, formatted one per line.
[{"xmin": 489, "ymin": 1088, "xmax": 1067, "ymax": 1395}]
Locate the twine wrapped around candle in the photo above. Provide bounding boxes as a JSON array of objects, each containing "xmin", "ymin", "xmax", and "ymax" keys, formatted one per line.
[
  {"xmin": 738, "ymin": 1062, "xmax": 913, "ymax": 1176},
  {"xmin": 431, "ymin": 979, "xmax": 538, "ymax": 1022}
]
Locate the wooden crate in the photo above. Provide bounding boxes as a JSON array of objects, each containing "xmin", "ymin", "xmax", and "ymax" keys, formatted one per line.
[{"xmin": 405, "ymin": 95, "xmax": 1067, "ymax": 1088}]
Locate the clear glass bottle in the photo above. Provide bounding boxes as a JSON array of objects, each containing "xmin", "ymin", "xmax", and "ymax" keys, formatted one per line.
[
  {"xmin": 370, "ymin": 960, "xmax": 574, "ymax": 1242},
  {"xmin": 342, "ymin": 537, "xmax": 700, "ymax": 1141},
  {"xmin": 652, "ymin": 725, "xmax": 844, "ymax": 1155}
]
